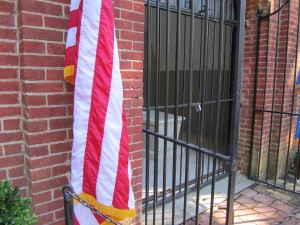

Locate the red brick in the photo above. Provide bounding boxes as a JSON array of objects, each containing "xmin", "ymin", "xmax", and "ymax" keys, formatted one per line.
[
  {"xmin": 0, "ymin": 1, "xmax": 15, "ymax": 13},
  {"xmin": 20, "ymin": 41, "xmax": 45, "ymax": 54},
  {"xmin": 30, "ymin": 176, "xmax": 68, "ymax": 193},
  {"xmin": 0, "ymin": 170, "xmax": 7, "ymax": 180},
  {"xmin": 0, "ymin": 81, "xmax": 19, "ymax": 92},
  {"xmin": 24, "ymin": 120, "xmax": 48, "ymax": 132},
  {"xmin": 50, "ymin": 142, "xmax": 72, "ymax": 154},
  {"xmin": 54, "ymin": 209, "xmax": 65, "ymax": 220},
  {"xmin": 25, "ymin": 130, "xmax": 67, "ymax": 145},
  {"xmin": 24, "ymin": 106, "xmax": 66, "ymax": 119},
  {"xmin": 22, "ymin": 95, "xmax": 46, "ymax": 106},
  {"xmin": 0, "ymin": 94, "xmax": 19, "ymax": 104},
  {"xmin": 19, "ymin": 13, "xmax": 43, "ymax": 27},
  {"xmin": 48, "ymin": 93, "xmax": 73, "ymax": 105},
  {"xmin": 9, "ymin": 166, "xmax": 25, "ymax": 178},
  {"xmin": 11, "ymin": 177, "xmax": 27, "ymax": 188},
  {"xmin": 4, "ymin": 143, "xmax": 22, "ymax": 155},
  {"xmin": 0, "ymin": 155, "xmax": 24, "ymax": 168},
  {"xmin": 47, "ymin": 43, "xmax": 66, "ymax": 55},
  {"xmin": 121, "ymin": 10, "xmax": 143, "ymax": 23},
  {"xmin": 52, "ymin": 164, "xmax": 70, "ymax": 176},
  {"xmin": 28, "ymin": 153, "xmax": 69, "ymax": 170},
  {"xmin": 121, "ymin": 51, "xmax": 143, "ymax": 61},
  {"xmin": 49, "ymin": 118, "xmax": 73, "ymax": 130},
  {"xmin": 121, "ymin": 30, "xmax": 144, "ymax": 42},
  {"xmin": 30, "ymin": 168, "xmax": 52, "ymax": 181},
  {"xmin": 0, "ymin": 68, "xmax": 18, "ymax": 79},
  {"xmin": 0, "ymin": 55, "xmax": 18, "ymax": 66},
  {"xmin": 44, "ymin": 16, "xmax": 68, "ymax": 30},
  {"xmin": 22, "ymin": 82, "xmax": 64, "ymax": 93},
  {"xmin": 36, "ymin": 212, "xmax": 54, "ymax": 225},
  {"xmin": 0, "ymin": 28, "xmax": 16, "ymax": 40},
  {"xmin": 3, "ymin": 118, "xmax": 21, "ymax": 130},
  {"xmin": 133, "ymin": 2, "xmax": 144, "ymax": 13},
  {"xmin": 0, "ymin": 42, "xmax": 16, "ymax": 53},
  {"xmin": 20, "ymin": 69, "xmax": 45, "ymax": 81},
  {"xmin": 20, "ymin": 0, "xmax": 62, "ymax": 16},
  {"xmin": 47, "ymin": 69, "xmax": 65, "ymax": 81},
  {"xmin": 25, "ymin": 145, "xmax": 49, "ymax": 157},
  {"xmin": 20, "ymin": 27, "xmax": 63, "ymax": 42},
  {"xmin": 32, "ymin": 191, "xmax": 52, "ymax": 205},
  {"xmin": 0, "ymin": 131, "xmax": 22, "ymax": 143},
  {"xmin": 21, "ymin": 55, "xmax": 64, "ymax": 67}
]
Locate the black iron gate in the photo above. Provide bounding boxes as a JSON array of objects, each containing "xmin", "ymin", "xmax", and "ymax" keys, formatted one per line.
[
  {"xmin": 143, "ymin": 0, "xmax": 245, "ymax": 224},
  {"xmin": 249, "ymin": 0, "xmax": 300, "ymax": 194}
]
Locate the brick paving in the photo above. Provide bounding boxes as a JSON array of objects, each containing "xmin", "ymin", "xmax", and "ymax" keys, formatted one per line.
[{"xmin": 186, "ymin": 184, "xmax": 300, "ymax": 224}]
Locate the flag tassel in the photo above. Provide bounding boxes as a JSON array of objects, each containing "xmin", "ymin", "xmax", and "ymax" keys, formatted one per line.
[{"xmin": 75, "ymin": 193, "xmax": 136, "ymax": 220}]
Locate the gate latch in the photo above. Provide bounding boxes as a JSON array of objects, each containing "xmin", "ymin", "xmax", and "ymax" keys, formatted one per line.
[{"xmin": 192, "ymin": 102, "xmax": 201, "ymax": 112}]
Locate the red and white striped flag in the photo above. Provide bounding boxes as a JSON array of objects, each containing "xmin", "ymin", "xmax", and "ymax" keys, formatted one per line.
[{"xmin": 64, "ymin": 0, "xmax": 136, "ymax": 224}]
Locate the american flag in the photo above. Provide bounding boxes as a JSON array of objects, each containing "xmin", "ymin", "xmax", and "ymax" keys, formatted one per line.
[{"xmin": 64, "ymin": 0, "xmax": 136, "ymax": 224}]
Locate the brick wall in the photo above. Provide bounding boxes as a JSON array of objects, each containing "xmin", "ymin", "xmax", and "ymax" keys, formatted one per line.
[
  {"xmin": 238, "ymin": 0, "xmax": 262, "ymax": 174},
  {"xmin": 238, "ymin": 0, "xmax": 300, "ymax": 178},
  {"xmin": 0, "ymin": 0, "xmax": 144, "ymax": 224}
]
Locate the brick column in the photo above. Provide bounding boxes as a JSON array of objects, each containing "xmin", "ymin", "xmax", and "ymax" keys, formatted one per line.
[
  {"xmin": 0, "ymin": 0, "xmax": 26, "ymax": 194},
  {"xmin": 238, "ymin": 0, "xmax": 300, "ymax": 179},
  {"xmin": 18, "ymin": 0, "xmax": 71, "ymax": 224},
  {"xmin": 238, "ymin": 0, "xmax": 265, "ymax": 175}
]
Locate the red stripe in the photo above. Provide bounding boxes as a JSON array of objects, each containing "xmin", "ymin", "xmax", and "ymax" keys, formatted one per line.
[
  {"xmin": 74, "ymin": 214, "xmax": 80, "ymax": 225},
  {"xmin": 64, "ymin": 45, "xmax": 76, "ymax": 67},
  {"xmin": 82, "ymin": 0, "xmax": 114, "ymax": 197},
  {"xmin": 68, "ymin": 10, "xmax": 79, "ymax": 29},
  {"xmin": 112, "ymin": 107, "xmax": 130, "ymax": 209}
]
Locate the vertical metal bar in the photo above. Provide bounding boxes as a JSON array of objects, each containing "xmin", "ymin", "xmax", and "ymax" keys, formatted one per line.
[
  {"xmin": 194, "ymin": 13, "xmax": 203, "ymax": 221},
  {"xmin": 276, "ymin": 1, "xmax": 290, "ymax": 188},
  {"xmin": 214, "ymin": 0, "xmax": 225, "ymax": 158},
  {"xmin": 153, "ymin": 0, "xmax": 161, "ymax": 222},
  {"xmin": 162, "ymin": 0, "xmax": 170, "ymax": 223},
  {"xmin": 266, "ymin": 0, "xmax": 281, "ymax": 185},
  {"xmin": 199, "ymin": 0, "xmax": 211, "ymax": 221},
  {"xmin": 183, "ymin": 0, "xmax": 194, "ymax": 223},
  {"xmin": 209, "ymin": 1, "xmax": 225, "ymax": 222},
  {"xmin": 199, "ymin": 0, "xmax": 209, "ymax": 150},
  {"xmin": 263, "ymin": 5, "xmax": 272, "ymax": 184},
  {"xmin": 172, "ymin": 0, "xmax": 181, "ymax": 224},
  {"xmin": 248, "ymin": 7, "xmax": 263, "ymax": 179},
  {"xmin": 197, "ymin": 2, "xmax": 205, "ymax": 186},
  {"xmin": 209, "ymin": 22, "xmax": 217, "ymax": 150},
  {"xmin": 145, "ymin": 1, "xmax": 152, "ymax": 223},
  {"xmin": 226, "ymin": 1, "xmax": 245, "ymax": 224},
  {"xmin": 219, "ymin": 25, "xmax": 227, "ymax": 163},
  {"xmin": 62, "ymin": 185, "xmax": 74, "ymax": 225},
  {"xmin": 179, "ymin": 15, "xmax": 187, "ymax": 194},
  {"xmin": 224, "ymin": 26, "xmax": 233, "ymax": 159}
]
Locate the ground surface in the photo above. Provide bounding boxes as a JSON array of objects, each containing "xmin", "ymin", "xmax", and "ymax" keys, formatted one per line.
[{"xmin": 186, "ymin": 183, "xmax": 300, "ymax": 224}]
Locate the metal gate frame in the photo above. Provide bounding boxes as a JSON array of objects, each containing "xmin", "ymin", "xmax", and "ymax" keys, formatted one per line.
[
  {"xmin": 249, "ymin": 0, "xmax": 300, "ymax": 194},
  {"xmin": 143, "ymin": 0, "xmax": 245, "ymax": 224}
]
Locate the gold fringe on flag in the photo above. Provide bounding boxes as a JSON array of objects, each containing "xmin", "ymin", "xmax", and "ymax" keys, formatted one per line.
[{"xmin": 74, "ymin": 193, "xmax": 136, "ymax": 222}]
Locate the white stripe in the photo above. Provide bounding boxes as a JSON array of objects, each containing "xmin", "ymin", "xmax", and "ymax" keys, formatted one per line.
[
  {"xmin": 96, "ymin": 32, "xmax": 123, "ymax": 205},
  {"xmin": 71, "ymin": 0, "xmax": 102, "ymax": 194},
  {"xmin": 70, "ymin": 0, "xmax": 81, "ymax": 11},
  {"xmin": 66, "ymin": 27, "xmax": 77, "ymax": 48},
  {"xmin": 74, "ymin": 204, "xmax": 99, "ymax": 225},
  {"xmin": 127, "ymin": 160, "xmax": 135, "ymax": 208}
]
